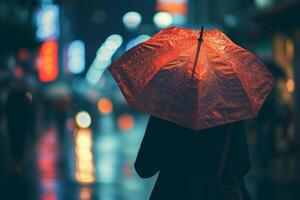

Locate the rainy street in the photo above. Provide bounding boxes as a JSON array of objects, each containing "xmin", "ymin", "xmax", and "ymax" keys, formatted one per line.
[
  {"xmin": 0, "ymin": 113, "xmax": 156, "ymax": 200},
  {"xmin": 1, "ymin": 110, "xmax": 300, "ymax": 200},
  {"xmin": 1, "ymin": 0, "xmax": 300, "ymax": 200}
]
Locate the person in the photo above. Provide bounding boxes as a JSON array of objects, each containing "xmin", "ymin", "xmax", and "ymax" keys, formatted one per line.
[
  {"xmin": 5, "ymin": 85, "xmax": 33, "ymax": 175},
  {"xmin": 134, "ymin": 115, "xmax": 251, "ymax": 200}
]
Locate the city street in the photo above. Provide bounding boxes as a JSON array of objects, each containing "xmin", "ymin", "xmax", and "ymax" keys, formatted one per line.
[{"xmin": 1, "ymin": 0, "xmax": 300, "ymax": 199}]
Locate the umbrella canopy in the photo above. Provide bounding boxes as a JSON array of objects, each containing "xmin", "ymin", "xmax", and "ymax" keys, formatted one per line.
[{"xmin": 108, "ymin": 26, "xmax": 276, "ymax": 130}]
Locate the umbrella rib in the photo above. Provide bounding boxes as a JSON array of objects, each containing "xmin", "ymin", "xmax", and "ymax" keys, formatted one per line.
[
  {"xmin": 191, "ymin": 39, "xmax": 203, "ymax": 82},
  {"xmin": 191, "ymin": 26, "xmax": 204, "ymax": 83}
]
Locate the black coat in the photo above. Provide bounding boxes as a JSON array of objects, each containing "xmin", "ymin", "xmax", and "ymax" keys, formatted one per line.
[{"xmin": 134, "ymin": 116, "xmax": 251, "ymax": 200}]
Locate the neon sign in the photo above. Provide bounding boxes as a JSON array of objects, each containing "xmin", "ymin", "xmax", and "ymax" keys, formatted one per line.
[{"xmin": 38, "ymin": 40, "xmax": 58, "ymax": 82}]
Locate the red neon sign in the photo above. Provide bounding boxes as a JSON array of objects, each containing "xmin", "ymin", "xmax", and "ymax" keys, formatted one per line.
[
  {"xmin": 156, "ymin": 0, "xmax": 188, "ymax": 15},
  {"xmin": 38, "ymin": 40, "xmax": 58, "ymax": 82}
]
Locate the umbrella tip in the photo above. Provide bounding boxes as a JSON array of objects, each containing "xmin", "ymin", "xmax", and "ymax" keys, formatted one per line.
[{"xmin": 198, "ymin": 25, "xmax": 204, "ymax": 42}]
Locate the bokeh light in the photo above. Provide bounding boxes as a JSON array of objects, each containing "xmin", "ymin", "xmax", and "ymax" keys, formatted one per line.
[
  {"xmin": 118, "ymin": 114, "xmax": 134, "ymax": 131},
  {"xmin": 75, "ymin": 111, "xmax": 92, "ymax": 128},
  {"xmin": 86, "ymin": 34, "xmax": 123, "ymax": 85},
  {"xmin": 97, "ymin": 98, "xmax": 113, "ymax": 114},
  {"xmin": 35, "ymin": 5, "xmax": 60, "ymax": 41},
  {"xmin": 68, "ymin": 40, "xmax": 85, "ymax": 74},
  {"xmin": 14, "ymin": 67, "xmax": 24, "ymax": 79},
  {"xmin": 153, "ymin": 12, "xmax": 173, "ymax": 29},
  {"xmin": 37, "ymin": 40, "xmax": 59, "ymax": 82},
  {"xmin": 122, "ymin": 11, "xmax": 142, "ymax": 30},
  {"xmin": 67, "ymin": 118, "xmax": 76, "ymax": 132},
  {"xmin": 125, "ymin": 34, "xmax": 151, "ymax": 51},
  {"xmin": 286, "ymin": 78, "xmax": 295, "ymax": 93},
  {"xmin": 79, "ymin": 186, "xmax": 92, "ymax": 200},
  {"xmin": 74, "ymin": 128, "xmax": 95, "ymax": 184}
]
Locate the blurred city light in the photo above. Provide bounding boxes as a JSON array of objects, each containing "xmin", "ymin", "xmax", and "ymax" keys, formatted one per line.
[
  {"xmin": 75, "ymin": 111, "xmax": 92, "ymax": 128},
  {"xmin": 67, "ymin": 118, "xmax": 76, "ymax": 132},
  {"xmin": 123, "ymin": 161, "xmax": 133, "ymax": 178},
  {"xmin": 97, "ymin": 98, "xmax": 113, "ymax": 114},
  {"xmin": 17, "ymin": 49, "xmax": 29, "ymax": 61},
  {"xmin": 125, "ymin": 34, "xmax": 151, "ymax": 51},
  {"xmin": 37, "ymin": 40, "xmax": 59, "ymax": 82},
  {"xmin": 68, "ymin": 40, "xmax": 85, "ymax": 74},
  {"xmin": 35, "ymin": 4, "xmax": 60, "ymax": 41},
  {"xmin": 118, "ymin": 114, "xmax": 134, "ymax": 131},
  {"xmin": 36, "ymin": 128, "xmax": 59, "ymax": 200},
  {"xmin": 156, "ymin": 0, "xmax": 187, "ymax": 25},
  {"xmin": 286, "ymin": 78, "xmax": 295, "ymax": 93},
  {"xmin": 37, "ymin": 128, "xmax": 58, "ymax": 179},
  {"xmin": 96, "ymin": 133, "xmax": 120, "ymax": 183},
  {"xmin": 74, "ymin": 129, "xmax": 95, "ymax": 184},
  {"xmin": 86, "ymin": 34, "xmax": 123, "ymax": 85},
  {"xmin": 254, "ymin": 0, "xmax": 273, "ymax": 9},
  {"xmin": 25, "ymin": 91, "xmax": 33, "ymax": 102},
  {"xmin": 76, "ymin": 133, "xmax": 92, "ymax": 149},
  {"xmin": 286, "ymin": 38, "xmax": 294, "ymax": 62},
  {"xmin": 153, "ymin": 12, "xmax": 173, "ymax": 29},
  {"xmin": 14, "ymin": 67, "xmax": 24, "ymax": 79},
  {"xmin": 79, "ymin": 186, "xmax": 92, "ymax": 200},
  {"xmin": 156, "ymin": 0, "xmax": 188, "ymax": 15},
  {"xmin": 223, "ymin": 14, "xmax": 238, "ymax": 28},
  {"xmin": 98, "ymin": 135, "xmax": 118, "ymax": 152},
  {"xmin": 122, "ymin": 11, "xmax": 142, "ymax": 30}
]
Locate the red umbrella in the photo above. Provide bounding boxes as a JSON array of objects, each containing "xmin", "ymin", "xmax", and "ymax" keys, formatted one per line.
[{"xmin": 108, "ymin": 26, "xmax": 276, "ymax": 130}]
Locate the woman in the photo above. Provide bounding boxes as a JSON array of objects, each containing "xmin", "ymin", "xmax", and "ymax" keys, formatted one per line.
[{"xmin": 135, "ymin": 115, "xmax": 251, "ymax": 200}]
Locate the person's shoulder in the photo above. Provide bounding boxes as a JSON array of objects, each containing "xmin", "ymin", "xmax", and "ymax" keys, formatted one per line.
[
  {"xmin": 232, "ymin": 120, "xmax": 246, "ymax": 131},
  {"xmin": 148, "ymin": 115, "xmax": 193, "ymax": 135}
]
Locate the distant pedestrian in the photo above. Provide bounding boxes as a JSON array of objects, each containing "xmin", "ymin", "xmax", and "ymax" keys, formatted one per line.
[{"xmin": 6, "ymin": 85, "xmax": 33, "ymax": 175}]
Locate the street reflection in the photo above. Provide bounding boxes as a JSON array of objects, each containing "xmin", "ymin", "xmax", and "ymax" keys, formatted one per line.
[
  {"xmin": 79, "ymin": 186, "xmax": 92, "ymax": 200},
  {"xmin": 74, "ymin": 128, "xmax": 95, "ymax": 184},
  {"xmin": 95, "ymin": 115, "xmax": 120, "ymax": 184},
  {"xmin": 36, "ymin": 128, "xmax": 59, "ymax": 200},
  {"xmin": 26, "ymin": 115, "xmax": 153, "ymax": 200}
]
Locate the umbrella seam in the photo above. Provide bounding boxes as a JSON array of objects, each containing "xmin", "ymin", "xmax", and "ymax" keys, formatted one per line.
[
  {"xmin": 205, "ymin": 45, "xmax": 229, "ymax": 125},
  {"xmin": 207, "ymin": 31, "xmax": 256, "ymax": 115},
  {"xmin": 135, "ymin": 41, "xmax": 194, "ymax": 106},
  {"xmin": 206, "ymin": 44, "xmax": 256, "ymax": 116}
]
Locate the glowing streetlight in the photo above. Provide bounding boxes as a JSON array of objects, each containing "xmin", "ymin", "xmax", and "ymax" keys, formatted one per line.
[
  {"xmin": 75, "ymin": 111, "xmax": 92, "ymax": 128},
  {"xmin": 286, "ymin": 78, "xmax": 295, "ymax": 93},
  {"xmin": 97, "ymin": 98, "xmax": 113, "ymax": 114},
  {"xmin": 122, "ymin": 11, "xmax": 142, "ymax": 30},
  {"xmin": 153, "ymin": 12, "xmax": 173, "ymax": 29},
  {"xmin": 118, "ymin": 114, "xmax": 134, "ymax": 131},
  {"xmin": 86, "ymin": 34, "xmax": 123, "ymax": 85},
  {"xmin": 74, "ymin": 128, "xmax": 95, "ymax": 184},
  {"xmin": 68, "ymin": 40, "xmax": 85, "ymax": 74}
]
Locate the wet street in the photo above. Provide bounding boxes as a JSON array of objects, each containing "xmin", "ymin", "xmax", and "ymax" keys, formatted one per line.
[
  {"xmin": 1, "ymin": 113, "xmax": 300, "ymax": 200},
  {"xmin": 0, "ymin": 115, "xmax": 156, "ymax": 200}
]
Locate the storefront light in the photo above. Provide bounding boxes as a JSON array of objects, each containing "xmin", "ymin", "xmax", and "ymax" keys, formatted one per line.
[
  {"xmin": 68, "ymin": 40, "xmax": 85, "ymax": 74},
  {"xmin": 35, "ymin": 5, "xmax": 59, "ymax": 41},
  {"xmin": 75, "ymin": 111, "xmax": 92, "ymax": 128},
  {"xmin": 97, "ymin": 98, "xmax": 113, "ymax": 114},
  {"xmin": 122, "ymin": 11, "xmax": 142, "ymax": 30},
  {"xmin": 286, "ymin": 78, "xmax": 295, "ymax": 93},
  {"xmin": 153, "ymin": 12, "xmax": 173, "ymax": 29}
]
